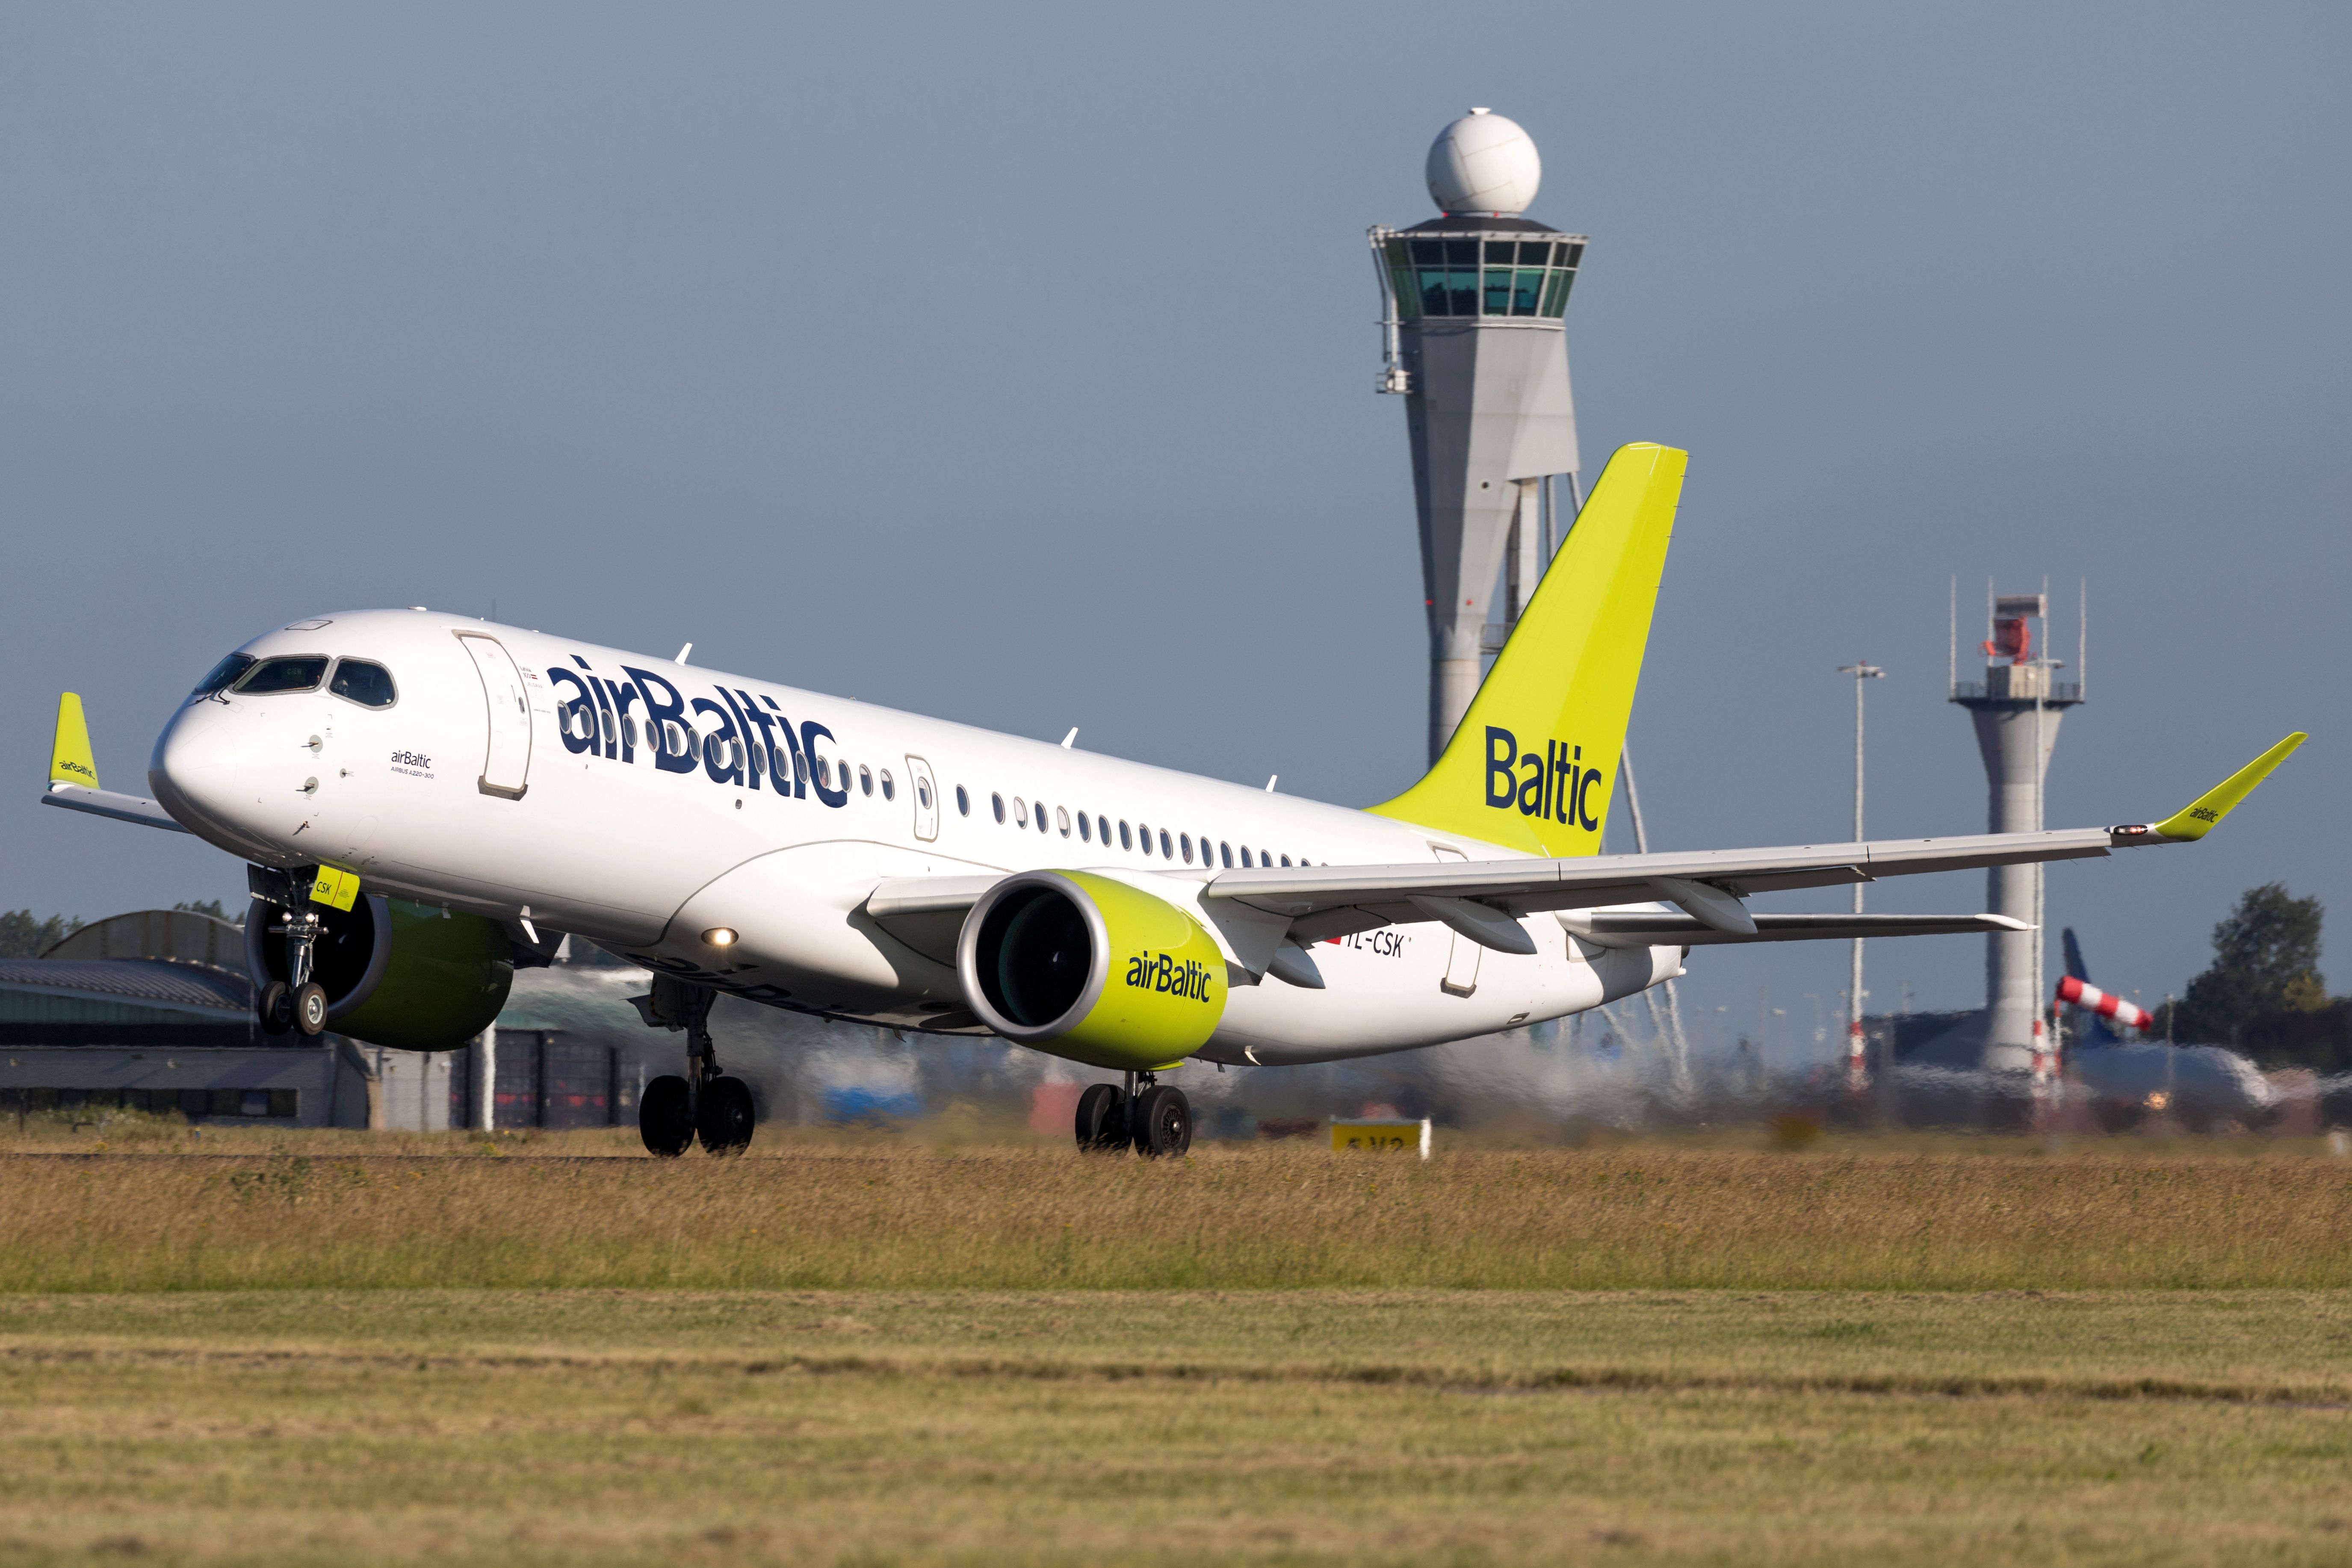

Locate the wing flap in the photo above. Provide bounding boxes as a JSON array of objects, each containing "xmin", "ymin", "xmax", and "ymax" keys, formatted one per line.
[{"xmin": 1561, "ymin": 910, "xmax": 2030, "ymax": 949}]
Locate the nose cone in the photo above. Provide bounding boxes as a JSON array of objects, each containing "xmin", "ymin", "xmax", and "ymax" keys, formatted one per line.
[{"xmin": 150, "ymin": 700, "xmax": 257, "ymax": 850}]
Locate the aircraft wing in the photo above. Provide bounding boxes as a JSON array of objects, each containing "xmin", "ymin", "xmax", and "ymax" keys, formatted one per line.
[
  {"xmin": 865, "ymin": 734, "xmax": 2303, "ymax": 962},
  {"xmin": 36, "ymin": 694, "xmax": 191, "ymax": 834},
  {"xmin": 1204, "ymin": 828, "xmax": 2121, "ymax": 943},
  {"xmin": 41, "ymin": 783, "xmax": 191, "ymax": 834}
]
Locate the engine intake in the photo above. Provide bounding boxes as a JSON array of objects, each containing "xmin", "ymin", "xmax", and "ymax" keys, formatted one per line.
[{"xmin": 958, "ymin": 871, "xmax": 1227, "ymax": 1072}]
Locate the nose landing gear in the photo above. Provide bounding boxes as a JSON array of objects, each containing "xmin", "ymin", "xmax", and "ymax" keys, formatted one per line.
[
  {"xmin": 1072, "ymin": 1072, "xmax": 1192, "ymax": 1158},
  {"xmin": 249, "ymin": 867, "xmax": 331, "ymax": 1039},
  {"xmin": 633, "ymin": 975, "xmax": 756, "ymax": 1158}
]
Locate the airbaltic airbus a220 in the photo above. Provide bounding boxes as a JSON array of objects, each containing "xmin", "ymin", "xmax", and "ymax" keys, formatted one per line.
[{"xmin": 41, "ymin": 445, "xmax": 2304, "ymax": 1156}]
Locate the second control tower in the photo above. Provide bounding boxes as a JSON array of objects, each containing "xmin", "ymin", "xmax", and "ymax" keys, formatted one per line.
[{"xmin": 1372, "ymin": 109, "xmax": 1586, "ymax": 763}]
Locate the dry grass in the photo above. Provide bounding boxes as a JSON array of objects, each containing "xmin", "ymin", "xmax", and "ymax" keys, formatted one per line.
[
  {"xmin": 5, "ymin": 1289, "xmax": 2352, "ymax": 1565},
  {"xmin": 4, "ymin": 1137, "xmax": 2352, "ymax": 1291}
]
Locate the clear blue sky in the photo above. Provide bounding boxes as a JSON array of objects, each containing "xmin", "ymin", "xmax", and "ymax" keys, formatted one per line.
[{"xmin": 4, "ymin": 1, "xmax": 2344, "ymax": 1052}]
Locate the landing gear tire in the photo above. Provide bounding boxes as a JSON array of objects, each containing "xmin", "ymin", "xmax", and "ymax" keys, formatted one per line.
[
  {"xmin": 293, "ymin": 982, "xmax": 329, "ymax": 1037},
  {"xmin": 1074, "ymin": 1084, "xmax": 1127, "ymax": 1151},
  {"xmin": 697, "ymin": 1075, "xmax": 756, "ymax": 1156},
  {"xmin": 1131, "ymin": 1085, "xmax": 1192, "ymax": 1159},
  {"xmin": 640, "ymin": 1075, "xmax": 694, "ymax": 1157},
  {"xmin": 257, "ymin": 981, "xmax": 293, "ymax": 1037}
]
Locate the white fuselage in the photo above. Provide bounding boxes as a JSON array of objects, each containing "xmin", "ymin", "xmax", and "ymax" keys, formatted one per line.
[{"xmin": 149, "ymin": 610, "xmax": 1681, "ymax": 1067}]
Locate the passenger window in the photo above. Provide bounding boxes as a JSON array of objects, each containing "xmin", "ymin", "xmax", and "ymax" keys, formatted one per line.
[
  {"xmin": 1280, "ymin": 855, "xmax": 1291, "ymax": 867},
  {"xmin": 813, "ymin": 754, "xmax": 829, "ymax": 788},
  {"xmin": 1180, "ymin": 834, "xmax": 1193, "ymax": 864},
  {"xmin": 327, "ymin": 659, "xmax": 397, "ymax": 709},
  {"xmin": 1037, "ymin": 806, "xmax": 1049, "ymax": 834},
  {"xmin": 1227, "ymin": 844, "xmax": 1238, "ymax": 868},
  {"xmin": 1137, "ymin": 822, "xmax": 1152, "ymax": 855},
  {"xmin": 860, "ymin": 765, "xmax": 874, "ymax": 797},
  {"xmin": 1119, "ymin": 821, "xmax": 1132, "ymax": 850},
  {"xmin": 992, "ymin": 792, "xmax": 1005, "ymax": 823},
  {"xmin": 624, "ymin": 715, "xmax": 640, "ymax": 751},
  {"xmin": 957, "ymin": 785, "xmax": 970, "ymax": 816},
  {"xmin": 1057, "ymin": 806, "xmax": 1071, "ymax": 837},
  {"xmin": 1098, "ymin": 815, "xmax": 1111, "ymax": 844},
  {"xmin": 191, "ymin": 653, "xmax": 256, "ymax": 697},
  {"xmin": 882, "ymin": 769, "xmax": 897, "ymax": 801},
  {"xmin": 235, "ymin": 656, "xmax": 330, "ymax": 694},
  {"xmin": 1078, "ymin": 813, "xmax": 1091, "ymax": 843},
  {"xmin": 1013, "ymin": 796, "xmax": 1028, "ymax": 827},
  {"xmin": 1159, "ymin": 829, "xmax": 1173, "ymax": 859}
]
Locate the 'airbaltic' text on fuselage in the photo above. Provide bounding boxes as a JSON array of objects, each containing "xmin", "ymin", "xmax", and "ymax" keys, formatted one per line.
[{"xmin": 546, "ymin": 661, "xmax": 851, "ymax": 808}]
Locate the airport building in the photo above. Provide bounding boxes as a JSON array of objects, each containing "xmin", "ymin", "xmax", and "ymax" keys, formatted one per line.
[
  {"xmin": 2, "ymin": 909, "xmax": 659, "ymax": 1136},
  {"xmin": 0, "ymin": 909, "xmax": 372, "ymax": 1126}
]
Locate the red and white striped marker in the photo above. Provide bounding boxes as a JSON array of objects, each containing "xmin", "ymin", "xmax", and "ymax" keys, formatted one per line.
[{"xmin": 2055, "ymin": 974, "xmax": 2152, "ymax": 1033}]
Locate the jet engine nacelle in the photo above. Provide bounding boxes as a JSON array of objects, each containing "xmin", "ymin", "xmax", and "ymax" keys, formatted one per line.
[
  {"xmin": 958, "ymin": 871, "xmax": 1227, "ymax": 1072},
  {"xmin": 246, "ymin": 893, "xmax": 513, "ymax": 1051}
]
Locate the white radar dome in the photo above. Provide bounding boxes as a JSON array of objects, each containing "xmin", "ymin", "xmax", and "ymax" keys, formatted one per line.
[{"xmin": 1425, "ymin": 107, "xmax": 1541, "ymax": 216}]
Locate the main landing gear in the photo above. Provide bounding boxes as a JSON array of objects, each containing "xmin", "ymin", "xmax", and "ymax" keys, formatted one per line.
[
  {"xmin": 637, "ymin": 975, "xmax": 756, "ymax": 1158},
  {"xmin": 1074, "ymin": 1072, "xmax": 1192, "ymax": 1159}
]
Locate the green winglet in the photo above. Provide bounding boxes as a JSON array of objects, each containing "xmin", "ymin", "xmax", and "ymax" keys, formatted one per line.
[{"xmin": 2151, "ymin": 732, "xmax": 2307, "ymax": 841}]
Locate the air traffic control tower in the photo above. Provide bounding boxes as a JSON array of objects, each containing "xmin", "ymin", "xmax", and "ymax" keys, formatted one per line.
[
  {"xmin": 1952, "ymin": 590, "xmax": 2083, "ymax": 1074},
  {"xmin": 1371, "ymin": 109, "xmax": 1587, "ymax": 763}
]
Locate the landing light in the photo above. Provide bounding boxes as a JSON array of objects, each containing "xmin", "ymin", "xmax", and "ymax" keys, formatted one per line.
[{"xmin": 702, "ymin": 927, "xmax": 738, "ymax": 948}]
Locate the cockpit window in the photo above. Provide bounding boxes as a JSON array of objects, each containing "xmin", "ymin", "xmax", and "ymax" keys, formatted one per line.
[
  {"xmin": 191, "ymin": 653, "xmax": 255, "ymax": 697},
  {"xmin": 328, "ymin": 659, "xmax": 397, "ymax": 709},
  {"xmin": 233, "ymin": 656, "xmax": 330, "ymax": 695}
]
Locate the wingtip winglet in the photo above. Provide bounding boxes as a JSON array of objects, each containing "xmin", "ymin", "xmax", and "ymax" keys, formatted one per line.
[
  {"xmin": 2151, "ymin": 731, "xmax": 2307, "ymax": 842},
  {"xmin": 49, "ymin": 693, "xmax": 99, "ymax": 791}
]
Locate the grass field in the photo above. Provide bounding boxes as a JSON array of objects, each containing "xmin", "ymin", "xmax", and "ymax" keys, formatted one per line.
[
  {"xmin": 5, "ymin": 1134, "xmax": 2352, "ymax": 1564},
  {"xmin": 3, "ymin": 1129, "xmax": 2351, "ymax": 1291}
]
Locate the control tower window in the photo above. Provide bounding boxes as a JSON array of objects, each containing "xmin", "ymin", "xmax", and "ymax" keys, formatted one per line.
[
  {"xmin": 327, "ymin": 659, "xmax": 397, "ymax": 709},
  {"xmin": 1539, "ymin": 269, "xmax": 1575, "ymax": 318},
  {"xmin": 236, "ymin": 656, "xmax": 329, "ymax": 695},
  {"xmin": 1415, "ymin": 266, "xmax": 1479, "ymax": 317}
]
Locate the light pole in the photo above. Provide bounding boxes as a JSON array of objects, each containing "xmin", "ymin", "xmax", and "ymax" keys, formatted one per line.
[{"xmin": 1838, "ymin": 663, "xmax": 1885, "ymax": 1091}]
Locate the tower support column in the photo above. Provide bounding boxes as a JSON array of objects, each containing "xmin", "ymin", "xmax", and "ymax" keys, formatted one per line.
[{"xmin": 1968, "ymin": 695, "xmax": 2065, "ymax": 1069}]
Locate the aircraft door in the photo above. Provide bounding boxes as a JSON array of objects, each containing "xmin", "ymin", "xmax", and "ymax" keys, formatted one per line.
[
  {"xmin": 457, "ymin": 634, "xmax": 532, "ymax": 800},
  {"xmin": 1431, "ymin": 845, "xmax": 1480, "ymax": 997},
  {"xmin": 905, "ymin": 755, "xmax": 940, "ymax": 842}
]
